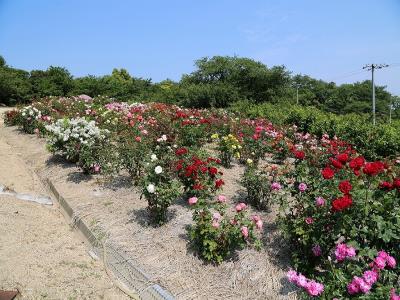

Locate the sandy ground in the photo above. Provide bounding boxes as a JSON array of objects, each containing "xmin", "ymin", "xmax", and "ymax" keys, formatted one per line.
[
  {"xmin": 0, "ymin": 107, "xmax": 298, "ymax": 299},
  {"xmin": 0, "ymin": 108, "xmax": 129, "ymax": 300}
]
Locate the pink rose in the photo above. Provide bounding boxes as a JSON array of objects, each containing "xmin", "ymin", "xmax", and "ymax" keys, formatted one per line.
[
  {"xmin": 377, "ymin": 250, "xmax": 388, "ymax": 260},
  {"xmin": 135, "ymin": 136, "xmax": 141, "ymax": 142},
  {"xmin": 315, "ymin": 196, "xmax": 325, "ymax": 207},
  {"xmin": 93, "ymin": 164, "xmax": 101, "ymax": 173},
  {"xmin": 387, "ymin": 256, "xmax": 396, "ymax": 268},
  {"xmin": 305, "ymin": 217, "xmax": 314, "ymax": 224},
  {"xmin": 363, "ymin": 270, "xmax": 378, "ymax": 285},
  {"xmin": 296, "ymin": 274, "xmax": 308, "ymax": 288},
  {"xmin": 306, "ymin": 280, "xmax": 324, "ymax": 296},
  {"xmin": 271, "ymin": 182, "xmax": 282, "ymax": 191},
  {"xmin": 298, "ymin": 183, "xmax": 307, "ymax": 192},
  {"xmin": 347, "ymin": 282, "xmax": 360, "ymax": 295},
  {"xmin": 212, "ymin": 212, "xmax": 222, "ymax": 221},
  {"xmin": 217, "ymin": 195, "xmax": 227, "ymax": 203},
  {"xmin": 312, "ymin": 245, "xmax": 322, "ymax": 257},
  {"xmin": 390, "ymin": 289, "xmax": 400, "ymax": 300},
  {"xmin": 255, "ymin": 220, "xmax": 263, "ymax": 230},
  {"xmin": 212, "ymin": 220, "xmax": 220, "ymax": 228},
  {"xmin": 241, "ymin": 226, "xmax": 249, "ymax": 238},
  {"xmin": 286, "ymin": 270, "xmax": 298, "ymax": 283},
  {"xmin": 374, "ymin": 256, "xmax": 386, "ymax": 269},
  {"xmin": 235, "ymin": 202, "xmax": 247, "ymax": 212},
  {"xmin": 188, "ymin": 197, "xmax": 198, "ymax": 205}
]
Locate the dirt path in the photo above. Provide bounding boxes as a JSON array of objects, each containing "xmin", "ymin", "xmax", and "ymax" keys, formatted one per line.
[{"xmin": 0, "ymin": 108, "xmax": 129, "ymax": 300}]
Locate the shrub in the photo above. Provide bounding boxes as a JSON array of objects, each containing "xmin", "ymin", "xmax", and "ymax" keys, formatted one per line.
[
  {"xmin": 45, "ymin": 117, "xmax": 107, "ymax": 163},
  {"xmin": 188, "ymin": 196, "xmax": 262, "ymax": 264},
  {"xmin": 140, "ymin": 151, "xmax": 182, "ymax": 225},
  {"xmin": 241, "ymin": 164, "xmax": 284, "ymax": 210}
]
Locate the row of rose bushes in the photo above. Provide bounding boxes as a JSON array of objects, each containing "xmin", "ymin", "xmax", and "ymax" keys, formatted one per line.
[
  {"xmin": 4, "ymin": 95, "xmax": 400, "ymax": 299},
  {"xmin": 231, "ymin": 101, "xmax": 400, "ymax": 160}
]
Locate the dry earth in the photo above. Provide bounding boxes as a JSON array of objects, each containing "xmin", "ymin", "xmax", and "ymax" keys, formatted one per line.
[{"xmin": 0, "ymin": 107, "xmax": 129, "ymax": 300}]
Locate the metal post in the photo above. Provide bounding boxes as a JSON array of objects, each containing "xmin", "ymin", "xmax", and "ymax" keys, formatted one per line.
[
  {"xmin": 372, "ymin": 65, "xmax": 376, "ymax": 126},
  {"xmin": 363, "ymin": 63, "xmax": 388, "ymax": 126},
  {"xmin": 296, "ymin": 86, "xmax": 299, "ymax": 105},
  {"xmin": 389, "ymin": 104, "xmax": 392, "ymax": 124}
]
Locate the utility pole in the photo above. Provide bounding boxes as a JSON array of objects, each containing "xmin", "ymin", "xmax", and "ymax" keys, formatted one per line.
[
  {"xmin": 363, "ymin": 63, "xmax": 389, "ymax": 125},
  {"xmin": 389, "ymin": 104, "xmax": 393, "ymax": 124}
]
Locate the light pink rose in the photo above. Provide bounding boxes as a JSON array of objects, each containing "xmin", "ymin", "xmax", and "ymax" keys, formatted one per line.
[
  {"xmin": 235, "ymin": 202, "xmax": 247, "ymax": 212},
  {"xmin": 188, "ymin": 197, "xmax": 198, "ymax": 206},
  {"xmin": 241, "ymin": 226, "xmax": 249, "ymax": 238},
  {"xmin": 217, "ymin": 195, "xmax": 227, "ymax": 203}
]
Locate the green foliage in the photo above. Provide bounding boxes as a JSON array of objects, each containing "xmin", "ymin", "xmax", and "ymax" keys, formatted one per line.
[
  {"xmin": 140, "ymin": 150, "xmax": 182, "ymax": 226},
  {"xmin": 232, "ymin": 103, "xmax": 400, "ymax": 160},
  {"xmin": 0, "ymin": 66, "xmax": 31, "ymax": 105},
  {"xmin": 182, "ymin": 56, "xmax": 291, "ymax": 105},
  {"xmin": 241, "ymin": 165, "xmax": 283, "ymax": 210},
  {"xmin": 30, "ymin": 66, "xmax": 74, "ymax": 97},
  {"xmin": 188, "ymin": 198, "xmax": 261, "ymax": 264}
]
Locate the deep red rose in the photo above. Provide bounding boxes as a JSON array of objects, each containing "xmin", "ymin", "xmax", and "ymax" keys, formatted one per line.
[
  {"xmin": 330, "ymin": 158, "xmax": 343, "ymax": 169},
  {"xmin": 294, "ymin": 150, "xmax": 305, "ymax": 160},
  {"xmin": 208, "ymin": 167, "xmax": 218, "ymax": 176},
  {"xmin": 193, "ymin": 183, "xmax": 203, "ymax": 190},
  {"xmin": 393, "ymin": 178, "xmax": 400, "ymax": 189},
  {"xmin": 322, "ymin": 167, "xmax": 335, "ymax": 179},
  {"xmin": 379, "ymin": 181, "xmax": 393, "ymax": 190},
  {"xmin": 332, "ymin": 195, "xmax": 353, "ymax": 212},
  {"xmin": 349, "ymin": 156, "xmax": 365, "ymax": 170},
  {"xmin": 175, "ymin": 147, "xmax": 188, "ymax": 156},
  {"xmin": 336, "ymin": 153, "xmax": 349, "ymax": 164},
  {"xmin": 215, "ymin": 179, "xmax": 224, "ymax": 188},
  {"xmin": 363, "ymin": 161, "xmax": 385, "ymax": 176},
  {"xmin": 338, "ymin": 180, "xmax": 352, "ymax": 194}
]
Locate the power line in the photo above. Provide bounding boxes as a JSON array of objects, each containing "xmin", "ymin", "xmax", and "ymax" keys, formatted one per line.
[{"xmin": 325, "ymin": 69, "xmax": 368, "ymax": 82}]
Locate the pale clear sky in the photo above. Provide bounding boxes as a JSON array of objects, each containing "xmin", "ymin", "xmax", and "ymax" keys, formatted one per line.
[{"xmin": 0, "ymin": 0, "xmax": 399, "ymax": 95}]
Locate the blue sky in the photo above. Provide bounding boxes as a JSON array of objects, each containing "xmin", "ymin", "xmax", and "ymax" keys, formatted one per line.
[{"xmin": 1, "ymin": 0, "xmax": 399, "ymax": 95}]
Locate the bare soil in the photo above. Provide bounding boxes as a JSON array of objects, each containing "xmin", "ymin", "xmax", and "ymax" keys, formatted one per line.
[{"xmin": 0, "ymin": 108, "xmax": 129, "ymax": 300}]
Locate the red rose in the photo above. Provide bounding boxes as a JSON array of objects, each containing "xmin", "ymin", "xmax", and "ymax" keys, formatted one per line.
[
  {"xmin": 393, "ymin": 178, "xmax": 400, "ymax": 188},
  {"xmin": 338, "ymin": 180, "xmax": 352, "ymax": 194},
  {"xmin": 193, "ymin": 183, "xmax": 203, "ymax": 190},
  {"xmin": 332, "ymin": 195, "xmax": 352, "ymax": 211},
  {"xmin": 321, "ymin": 167, "xmax": 335, "ymax": 179},
  {"xmin": 363, "ymin": 161, "xmax": 385, "ymax": 176},
  {"xmin": 336, "ymin": 153, "xmax": 349, "ymax": 164},
  {"xmin": 330, "ymin": 158, "xmax": 343, "ymax": 169},
  {"xmin": 349, "ymin": 156, "xmax": 365, "ymax": 170},
  {"xmin": 215, "ymin": 179, "xmax": 224, "ymax": 188},
  {"xmin": 379, "ymin": 181, "xmax": 393, "ymax": 190},
  {"xmin": 175, "ymin": 147, "xmax": 188, "ymax": 156},
  {"xmin": 294, "ymin": 150, "xmax": 305, "ymax": 160},
  {"xmin": 208, "ymin": 167, "xmax": 218, "ymax": 176}
]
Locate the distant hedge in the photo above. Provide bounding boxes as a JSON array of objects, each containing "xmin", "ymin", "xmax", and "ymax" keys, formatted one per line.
[{"xmin": 231, "ymin": 101, "xmax": 400, "ymax": 160}]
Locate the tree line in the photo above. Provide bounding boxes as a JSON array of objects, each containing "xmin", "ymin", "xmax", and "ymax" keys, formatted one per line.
[{"xmin": 0, "ymin": 55, "xmax": 398, "ymax": 118}]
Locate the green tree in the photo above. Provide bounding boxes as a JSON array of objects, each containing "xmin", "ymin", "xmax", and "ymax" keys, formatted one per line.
[
  {"xmin": 0, "ymin": 66, "xmax": 31, "ymax": 105},
  {"xmin": 181, "ymin": 56, "xmax": 291, "ymax": 106},
  {"xmin": 30, "ymin": 66, "xmax": 74, "ymax": 97}
]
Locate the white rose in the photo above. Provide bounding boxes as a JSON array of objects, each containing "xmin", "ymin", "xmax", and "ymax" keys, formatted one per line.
[
  {"xmin": 161, "ymin": 134, "xmax": 167, "ymax": 141},
  {"xmin": 154, "ymin": 166, "xmax": 163, "ymax": 174},
  {"xmin": 150, "ymin": 154, "xmax": 157, "ymax": 161},
  {"xmin": 147, "ymin": 184, "xmax": 155, "ymax": 193}
]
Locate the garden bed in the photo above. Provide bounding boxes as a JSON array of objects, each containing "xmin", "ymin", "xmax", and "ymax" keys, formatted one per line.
[{"xmin": 0, "ymin": 125, "xmax": 297, "ymax": 299}]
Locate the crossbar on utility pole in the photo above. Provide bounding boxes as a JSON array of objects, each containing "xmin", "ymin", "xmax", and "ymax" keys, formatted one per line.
[{"xmin": 363, "ymin": 63, "xmax": 389, "ymax": 125}]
